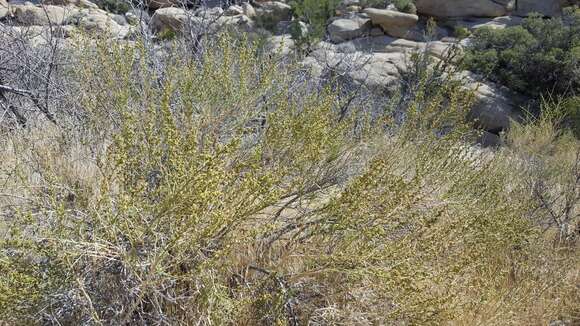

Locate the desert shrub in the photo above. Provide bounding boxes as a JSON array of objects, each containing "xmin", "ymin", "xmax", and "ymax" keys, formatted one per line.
[
  {"xmin": 464, "ymin": 11, "xmax": 580, "ymax": 99},
  {"xmin": 391, "ymin": 0, "xmax": 416, "ymax": 14},
  {"xmin": 562, "ymin": 95, "xmax": 580, "ymax": 136},
  {"xmin": 505, "ymin": 101, "xmax": 580, "ymax": 242},
  {"xmin": 395, "ymin": 39, "xmax": 472, "ymax": 134},
  {"xmin": 157, "ymin": 28, "xmax": 177, "ymax": 40},
  {"xmin": 0, "ymin": 34, "xmax": 360, "ymax": 324},
  {"xmin": 453, "ymin": 26, "xmax": 471, "ymax": 39},
  {"xmin": 289, "ymin": 0, "xmax": 341, "ymax": 40},
  {"xmin": 0, "ymin": 32, "xmax": 578, "ymax": 325}
]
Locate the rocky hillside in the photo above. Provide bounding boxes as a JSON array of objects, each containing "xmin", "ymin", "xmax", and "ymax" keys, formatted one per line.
[{"xmin": 0, "ymin": 0, "xmax": 575, "ymax": 141}]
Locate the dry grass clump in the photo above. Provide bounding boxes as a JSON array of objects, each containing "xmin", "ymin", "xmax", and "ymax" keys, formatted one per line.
[{"xmin": 0, "ymin": 34, "xmax": 578, "ymax": 325}]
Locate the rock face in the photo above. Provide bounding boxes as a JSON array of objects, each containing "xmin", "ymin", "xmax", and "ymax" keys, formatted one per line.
[
  {"xmin": 448, "ymin": 16, "xmax": 523, "ymax": 31},
  {"xmin": 255, "ymin": 1, "xmax": 292, "ymax": 23},
  {"xmin": 264, "ymin": 34, "xmax": 296, "ymax": 56},
  {"xmin": 73, "ymin": 9, "xmax": 125, "ymax": 36},
  {"xmin": 462, "ymin": 72, "xmax": 525, "ymax": 132},
  {"xmin": 224, "ymin": 5, "xmax": 244, "ymax": 16},
  {"xmin": 146, "ymin": 0, "xmax": 180, "ymax": 10},
  {"xmin": 0, "ymin": 0, "xmax": 530, "ymax": 133},
  {"xmin": 415, "ymin": 0, "xmax": 509, "ymax": 17},
  {"xmin": 12, "ymin": 5, "xmax": 67, "ymax": 25},
  {"xmin": 42, "ymin": 0, "xmax": 98, "ymax": 9},
  {"xmin": 336, "ymin": 36, "xmax": 458, "ymax": 60},
  {"xmin": 241, "ymin": 3, "xmax": 256, "ymax": 18},
  {"xmin": 151, "ymin": 7, "xmax": 192, "ymax": 33},
  {"xmin": 363, "ymin": 8, "xmax": 418, "ymax": 38},
  {"xmin": 327, "ymin": 15, "xmax": 371, "ymax": 43},
  {"xmin": 151, "ymin": 7, "xmax": 256, "ymax": 35},
  {"xmin": 0, "ymin": 0, "xmax": 9, "ymax": 19},
  {"xmin": 514, "ymin": 0, "xmax": 562, "ymax": 17}
]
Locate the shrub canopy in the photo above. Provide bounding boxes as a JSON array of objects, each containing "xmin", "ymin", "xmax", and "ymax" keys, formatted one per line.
[{"xmin": 465, "ymin": 11, "xmax": 580, "ymax": 99}]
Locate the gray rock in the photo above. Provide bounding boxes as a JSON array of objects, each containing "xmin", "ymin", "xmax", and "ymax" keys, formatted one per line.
[
  {"xmin": 477, "ymin": 131, "xmax": 502, "ymax": 147},
  {"xmin": 194, "ymin": 6, "xmax": 223, "ymax": 18},
  {"xmin": 11, "ymin": 4, "xmax": 67, "ymax": 25},
  {"xmin": 41, "ymin": 0, "xmax": 98, "ymax": 8},
  {"xmin": 264, "ymin": 34, "xmax": 295, "ymax": 56},
  {"xmin": 447, "ymin": 16, "xmax": 524, "ymax": 31},
  {"xmin": 151, "ymin": 7, "xmax": 192, "ymax": 34},
  {"xmin": 415, "ymin": 0, "xmax": 509, "ymax": 17},
  {"xmin": 125, "ymin": 9, "xmax": 150, "ymax": 25},
  {"xmin": 363, "ymin": 8, "xmax": 418, "ymax": 38},
  {"xmin": 111, "ymin": 13, "xmax": 126, "ymax": 25},
  {"xmin": 327, "ymin": 15, "xmax": 371, "ymax": 43},
  {"xmin": 224, "ymin": 5, "xmax": 243, "ymax": 16},
  {"xmin": 241, "ymin": 2, "xmax": 255, "ymax": 18},
  {"xmin": 146, "ymin": 0, "xmax": 182, "ymax": 10},
  {"xmin": 0, "ymin": 0, "xmax": 9, "ymax": 19},
  {"xmin": 514, "ymin": 0, "xmax": 562, "ymax": 17},
  {"xmin": 73, "ymin": 9, "xmax": 127, "ymax": 37},
  {"xmin": 255, "ymin": 1, "xmax": 291, "ymax": 23},
  {"xmin": 461, "ymin": 72, "xmax": 525, "ymax": 132}
]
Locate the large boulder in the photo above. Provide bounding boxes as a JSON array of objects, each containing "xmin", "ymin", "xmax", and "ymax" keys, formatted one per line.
[
  {"xmin": 214, "ymin": 14, "xmax": 256, "ymax": 34},
  {"xmin": 302, "ymin": 45, "xmax": 405, "ymax": 93},
  {"xmin": 2, "ymin": 25, "xmax": 78, "ymax": 47},
  {"xmin": 514, "ymin": 0, "xmax": 562, "ymax": 17},
  {"xmin": 1, "ymin": 0, "xmax": 9, "ymax": 19},
  {"xmin": 363, "ymin": 8, "xmax": 418, "ymax": 38},
  {"xmin": 327, "ymin": 15, "xmax": 371, "ymax": 43},
  {"xmin": 146, "ymin": 0, "xmax": 181, "ymax": 10},
  {"xmin": 264, "ymin": 34, "xmax": 296, "ymax": 56},
  {"xmin": 42, "ymin": 0, "xmax": 98, "ymax": 9},
  {"xmin": 151, "ymin": 7, "xmax": 195, "ymax": 34},
  {"xmin": 336, "ymin": 36, "xmax": 459, "ymax": 61},
  {"xmin": 224, "ymin": 5, "xmax": 244, "ymax": 16},
  {"xmin": 242, "ymin": 2, "xmax": 256, "ymax": 18},
  {"xmin": 462, "ymin": 72, "xmax": 525, "ymax": 132},
  {"xmin": 151, "ymin": 7, "xmax": 256, "ymax": 35},
  {"xmin": 446, "ymin": 16, "xmax": 523, "ymax": 31},
  {"xmin": 303, "ymin": 39, "xmax": 525, "ymax": 132},
  {"xmin": 75, "ymin": 10, "xmax": 127, "ymax": 37},
  {"xmin": 254, "ymin": 1, "xmax": 292, "ymax": 24},
  {"xmin": 348, "ymin": 52, "xmax": 406, "ymax": 91},
  {"xmin": 194, "ymin": 6, "xmax": 223, "ymax": 18},
  {"xmin": 414, "ymin": 0, "xmax": 510, "ymax": 17},
  {"xmin": 11, "ymin": 4, "xmax": 67, "ymax": 25}
]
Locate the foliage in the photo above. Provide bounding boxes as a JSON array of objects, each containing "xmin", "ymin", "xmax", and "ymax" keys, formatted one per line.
[
  {"xmin": 0, "ymin": 32, "xmax": 578, "ymax": 325},
  {"xmin": 453, "ymin": 26, "xmax": 471, "ymax": 39},
  {"xmin": 562, "ymin": 95, "xmax": 580, "ymax": 136},
  {"xmin": 464, "ymin": 11, "xmax": 580, "ymax": 99},
  {"xmin": 391, "ymin": 0, "xmax": 417, "ymax": 14},
  {"xmin": 289, "ymin": 0, "xmax": 341, "ymax": 41}
]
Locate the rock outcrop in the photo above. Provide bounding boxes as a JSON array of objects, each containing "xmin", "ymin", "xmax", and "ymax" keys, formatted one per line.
[
  {"xmin": 462, "ymin": 72, "xmax": 526, "ymax": 131},
  {"xmin": 254, "ymin": 1, "xmax": 291, "ymax": 23},
  {"xmin": 514, "ymin": 0, "xmax": 562, "ymax": 17},
  {"xmin": 150, "ymin": 7, "xmax": 192, "ymax": 34},
  {"xmin": 146, "ymin": 0, "xmax": 180, "ymax": 10},
  {"xmin": 11, "ymin": 4, "xmax": 67, "ymax": 25},
  {"xmin": 327, "ymin": 15, "xmax": 371, "ymax": 43},
  {"xmin": 1, "ymin": 0, "xmax": 539, "ymax": 134},
  {"xmin": 363, "ymin": 8, "xmax": 419, "ymax": 38},
  {"xmin": 415, "ymin": 0, "xmax": 510, "ymax": 17},
  {"xmin": 42, "ymin": 0, "xmax": 98, "ymax": 9},
  {"xmin": 0, "ymin": 0, "xmax": 9, "ymax": 19}
]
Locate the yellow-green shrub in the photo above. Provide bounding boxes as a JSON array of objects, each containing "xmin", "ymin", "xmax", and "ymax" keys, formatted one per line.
[{"xmin": 0, "ymin": 33, "xmax": 577, "ymax": 325}]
